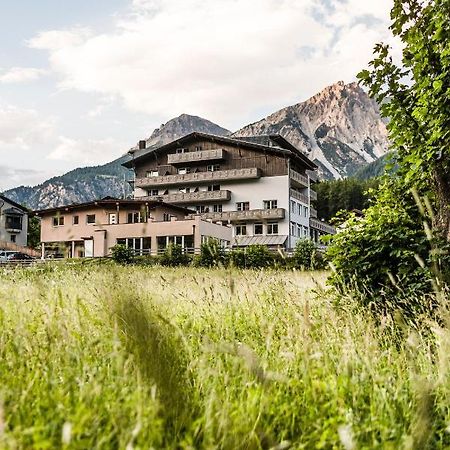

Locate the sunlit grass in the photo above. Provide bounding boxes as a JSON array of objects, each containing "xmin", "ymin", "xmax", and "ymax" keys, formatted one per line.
[{"xmin": 0, "ymin": 263, "xmax": 448, "ymax": 449}]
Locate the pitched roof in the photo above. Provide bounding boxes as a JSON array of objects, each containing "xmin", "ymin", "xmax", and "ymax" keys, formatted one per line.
[
  {"xmin": 123, "ymin": 132, "xmax": 317, "ymax": 170},
  {"xmin": 0, "ymin": 194, "xmax": 28, "ymax": 212},
  {"xmin": 33, "ymin": 197, "xmax": 194, "ymax": 216}
]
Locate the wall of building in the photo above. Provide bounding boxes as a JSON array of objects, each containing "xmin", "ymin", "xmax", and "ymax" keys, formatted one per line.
[{"xmin": 0, "ymin": 199, "xmax": 28, "ymax": 247}]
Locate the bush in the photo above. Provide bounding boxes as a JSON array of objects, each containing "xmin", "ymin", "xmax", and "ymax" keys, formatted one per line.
[
  {"xmin": 244, "ymin": 245, "xmax": 274, "ymax": 268},
  {"xmin": 160, "ymin": 244, "xmax": 191, "ymax": 267},
  {"xmin": 292, "ymin": 239, "xmax": 316, "ymax": 269},
  {"xmin": 196, "ymin": 239, "xmax": 227, "ymax": 268},
  {"xmin": 326, "ymin": 179, "xmax": 449, "ymax": 317},
  {"xmin": 110, "ymin": 244, "xmax": 134, "ymax": 265}
]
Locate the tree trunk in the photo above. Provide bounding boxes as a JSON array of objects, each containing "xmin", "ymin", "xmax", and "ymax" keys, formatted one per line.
[{"xmin": 433, "ymin": 164, "xmax": 450, "ymax": 240}]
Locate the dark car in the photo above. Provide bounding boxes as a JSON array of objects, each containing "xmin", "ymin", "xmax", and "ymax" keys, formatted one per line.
[{"xmin": 6, "ymin": 252, "xmax": 35, "ymax": 261}]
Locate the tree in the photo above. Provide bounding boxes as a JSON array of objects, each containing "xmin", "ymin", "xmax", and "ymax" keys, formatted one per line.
[
  {"xmin": 358, "ymin": 0, "xmax": 450, "ymax": 239},
  {"xmin": 27, "ymin": 215, "xmax": 41, "ymax": 249}
]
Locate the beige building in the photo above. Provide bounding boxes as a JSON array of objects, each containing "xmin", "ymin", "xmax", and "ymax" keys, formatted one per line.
[{"xmin": 34, "ymin": 197, "xmax": 231, "ymax": 258}]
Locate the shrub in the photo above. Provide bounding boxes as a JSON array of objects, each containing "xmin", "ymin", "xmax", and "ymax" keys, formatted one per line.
[
  {"xmin": 326, "ymin": 179, "xmax": 450, "ymax": 317},
  {"xmin": 196, "ymin": 239, "xmax": 227, "ymax": 268},
  {"xmin": 229, "ymin": 248, "xmax": 246, "ymax": 268},
  {"xmin": 160, "ymin": 244, "xmax": 191, "ymax": 267},
  {"xmin": 244, "ymin": 245, "xmax": 274, "ymax": 268},
  {"xmin": 110, "ymin": 244, "xmax": 134, "ymax": 265},
  {"xmin": 292, "ymin": 239, "xmax": 316, "ymax": 270}
]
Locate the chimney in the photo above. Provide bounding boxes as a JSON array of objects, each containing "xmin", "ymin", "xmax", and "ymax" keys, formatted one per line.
[{"xmin": 139, "ymin": 140, "xmax": 146, "ymax": 150}]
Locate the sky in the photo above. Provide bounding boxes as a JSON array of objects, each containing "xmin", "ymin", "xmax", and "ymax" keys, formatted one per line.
[{"xmin": 0, "ymin": 0, "xmax": 395, "ymax": 191}]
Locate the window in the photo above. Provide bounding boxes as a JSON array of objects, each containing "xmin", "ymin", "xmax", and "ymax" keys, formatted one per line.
[
  {"xmin": 290, "ymin": 200, "xmax": 296, "ymax": 214},
  {"xmin": 291, "ymin": 222, "xmax": 296, "ymax": 236},
  {"xmin": 176, "ymin": 148, "xmax": 187, "ymax": 154},
  {"xmin": 52, "ymin": 216, "xmax": 64, "ymax": 227},
  {"xmin": 163, "ymin": 213, "xmax": 171, "ymax": 222},
  {"xmin": 195, "ymin": 146, "xmax": 202, "ymax": 151},
  {"xmin": 178, "ymin": 167, "xmax": 190, "ymax": 175},
  {"xmin": 86, "ymin": 214, "xmax": 96, "ymax": 224},
  {"xmin": 263, "ymin": 200, "xmax": 278, "ymax": 209},
  {"xmin": 117, "ymin": 237, "xmax": 151, "ymax": 255},
  {"xmin": 236, "ymin": 202, "xmax": 250, "ymax": 211},
  {"xmin": 10, "ymin": 235, "xmax": 16, "ymax": 243},
  {"xmin": 149, "ymin": 189, "xmax": 159, "ymax": 196},
  {"xmin": 254, "ymin": 223, "xmax": 263, "ymax": 235},
  {"xmin": 147, "ymin": 170, "xmax": 159, "ymax": 177},
  {"xmin": 267, "ymin": 222, "xmax": 279, "ymax": 235},
  {"xmin": 109, "ymin": 213, "xmax": 117, "ymax": 225},
  {"xmin": 5, "ymin": 215, "xmax": 22, "ymax": 230},
  {"xmin": 304, "ymin": 206, "xmax": 308, "ymax": 217},
  {"xmin": 179, "ymin": 187, "xmax": 190, "ymax": 194},
  {"xmin": 297, "ymin": 224, "xmax": 302, "ymax": 237},
  {"xmin": 127, "ymin": 212, "xmax": 145, "ymax": 224},
  {"xmin": 207, "ymin": 164, "xmax": 220, "ymax": 172},
  {"xmin": 195, "ymin": 205, "xmax": 209, "ymax": 213},
  {"xmin": 73, "ymin": 215, "xmax": 79, "ymax": 225},
  {"xmin": 235, "ymin": 224, "xmax": 247, "ymax": 236},
  {"xmin": 213, "ymin": 204, "xmax": 222, "ymax": 213},
  {"xmin": 207, "ymin": 184, "xmax": 220, "ymax": 191}
]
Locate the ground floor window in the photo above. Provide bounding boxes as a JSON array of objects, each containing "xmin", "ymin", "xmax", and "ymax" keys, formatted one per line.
[
  {"xmin": 156, "ymin": 235, "xmax": 195, "ymax": 253},
  {"xmin": 235, "ymin": 224, "xmax": 247, "ymax": 236},
  {"xmin": 254, "ymin": 223, "xmax": 263, "ymax": 235},
  {"xmin": 116, "ymin": 237, "xmax": 151, "ymax": 255}
]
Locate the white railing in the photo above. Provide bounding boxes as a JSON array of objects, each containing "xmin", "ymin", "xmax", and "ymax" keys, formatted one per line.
[
  {"xmin": 195, "ymin": 208, "xmax": 286, "ymax": 222},
  {"xmin": 290, "ymin": 189, "xmax": 309, "ymax": 204},
  {"xmin": 289, "ymin": 169, "xmax": 309, "ymax": 188},
  {"xmin": 142, "ymin": 190, "xmax": 231, "ymax": 204}
]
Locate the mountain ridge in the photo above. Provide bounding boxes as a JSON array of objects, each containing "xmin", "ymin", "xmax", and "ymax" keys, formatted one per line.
[{"xmin": 4, "ymin": 82, "xmax": 390, "ymax": 209}]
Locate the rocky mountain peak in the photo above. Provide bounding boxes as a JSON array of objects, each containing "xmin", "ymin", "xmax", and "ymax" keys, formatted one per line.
[{"xmin": 233, "ymin": 81, "xmax": 389, "ymax": 179}]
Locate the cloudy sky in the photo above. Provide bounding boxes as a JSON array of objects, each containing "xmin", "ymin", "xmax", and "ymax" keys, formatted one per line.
[{"xmin": 0, "ymin": 0, "xmax": 395, "ymax": 190}]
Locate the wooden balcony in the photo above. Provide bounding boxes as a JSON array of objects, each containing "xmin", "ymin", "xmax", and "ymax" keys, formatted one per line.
[
  {"xmin": 141, "ymin": 190, "xmax": 231, "ymax": 204},
  {"xmin": 310, "ymin": 189, "xmax": 317, "ymax": 201},
  {"xmin": 197, "ymin": 208, "xmax": 286, "ymax": 222},
  {"xmin": 306, "ymin": 169, "xmax": 318, "ymax": 183},
  {"xmin": 310, "ymin": 207, "xmax": 318, "ymax": 218},
  {"xmin": 290, "ymin": 169, "xmax": 309, "ymax": 188},
  {"xmin": 310, "ymin": 218, "xmax": 335, "ymax": 234},
  {"xmin": 135, "ymin": 167, "xmax": 261, "ymax": 188},
  {"xmin": 167, "ymin": 148, "xmax": 225, "ymax": 164},
  {"xmin": 290, "ymin": 189, "xmax": 309, "ymax": 204}
]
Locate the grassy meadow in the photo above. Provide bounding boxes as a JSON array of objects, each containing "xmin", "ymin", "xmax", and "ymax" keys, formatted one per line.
[{"xmin": 0, "ymin": 263, "xmax": 449, "ymax": 449}]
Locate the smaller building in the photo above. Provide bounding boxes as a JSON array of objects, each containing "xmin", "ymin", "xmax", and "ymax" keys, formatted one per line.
[
  {"xmin": 33, "ymin": 197, "xmax": 231, "ymax": 258},
  {"xmin": 0, "ymin": 194, "xmax": 28, "ymax": 247}
]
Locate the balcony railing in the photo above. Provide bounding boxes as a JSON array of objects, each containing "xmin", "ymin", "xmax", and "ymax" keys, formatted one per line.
[
  {"xmin": 290, "ymin": 169, "xmax": 309, "ymax": 188},
  {"xmin": 310, "ymin": 189, "xmax": 317, "ymax": 201},
  {"xmin": 195, "ymin": 208, "xmax": 286, "ymax": 222},
  {"xmin": 306, "ymin": 169, "xmax": 318, "ymax": 183},
  {"xmin": 310, "ymin": 218, "xmax": 335, "ymax": 234},
  {"xmin": 141, "ymin": 190, "xmax": 231, "ymax": 204},
  {"xmin": 135, "ymin": 167, "xmax": 261, "ymax": 188},
  {"xmin": 167, "ymin": 148, "xmax": 225, "ymax": 164},
  {"xmin": 290, "ymin": 189, "xmax": 309, "ymax": 204},
  {"xmin": 310, "ymin": 207, "xmax": 318, "ymax": 218}
]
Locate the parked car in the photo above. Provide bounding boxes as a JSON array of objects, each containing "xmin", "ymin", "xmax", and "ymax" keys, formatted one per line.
[
  {"xmin": 0, "ymin": 250, "xmax": 19, "ymax": 262},
  {"xmin": 6, "ymin": 252, "xmax": 35, "ymax": 262}
]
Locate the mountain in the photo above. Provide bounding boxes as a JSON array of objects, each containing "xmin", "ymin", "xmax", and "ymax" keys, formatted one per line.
[
  {"xmin": 233, "ymin": 81, "xmax": 389, "ymax": 179},
  {"xmin": 4, "ymin": 115, "xmax": 231, "ymax": 209},
  {"xmin": 4, "ymin": 83, "xmax": 389, "ymax": 209},
  {"xmin": 353, "ymin": 152, "xmax": 397, "ymax": 180}
]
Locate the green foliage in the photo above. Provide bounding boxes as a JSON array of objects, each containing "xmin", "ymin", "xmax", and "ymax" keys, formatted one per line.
[
  {"xmin": 110, "ymin": 244, "xmax": 134, "ymax": 264},
  {"xmin": 243, "ymin": 244, "xmax": 274, "ymax": 268},
  {"xmin": 292, "ymin": 239, "xmax": 318, "ymax": 270},
  {"xmin": 326, "ymin": 179, "xmax": 449, "ymax": 316},
  {"xmin": 160, "ymin": 244, "xmax": 191, "ymax": 267},
  {"xmin": 196, "ymin": 239, "xmax": 227, "ymax": 267},
  {"xmin": 0, "ymin": 265, "xmax": 449, "ymax": 448},
  {"xmin": 315, "ymin": 177, "xmax": 380, "ymax": 221},
  {"xmin": 357, "ymin": 0, "xmax": 450, "ymax": 235},
  {"xmin": 27, "ymin": 215, "xmax": 41, "ymax": 249}
]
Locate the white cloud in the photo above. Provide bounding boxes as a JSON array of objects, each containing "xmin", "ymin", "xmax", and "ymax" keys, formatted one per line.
[
  {"xmin": 27, "ymin": 0, "xmax": 395, "ymax": 128},
  {"xmin": 0, "ymin": 67, "xmax": 48, "ymax": 84},
  {"xmin": 48, "ymin": 136, "xmax": 126, "ymax": 165},
  {"xmin": 0, "ymin": 103, "xmax": 55, "ymax": 149}
]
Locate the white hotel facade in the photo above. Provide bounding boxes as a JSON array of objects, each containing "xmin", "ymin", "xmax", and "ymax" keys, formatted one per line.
[{"xmin": 123, "ymin": 132, "xmax": 334, "ymax": 249}]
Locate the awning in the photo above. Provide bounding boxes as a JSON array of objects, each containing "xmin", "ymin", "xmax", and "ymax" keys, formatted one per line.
[{"xmin": 232, "ymin": 235, "xmax": 288, "ymax": 247}]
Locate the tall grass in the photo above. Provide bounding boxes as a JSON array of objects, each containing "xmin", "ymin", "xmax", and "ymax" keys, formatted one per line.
[{"xmin": 0, "ymin": 263, "xmax": 448, "ymax": 448}]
